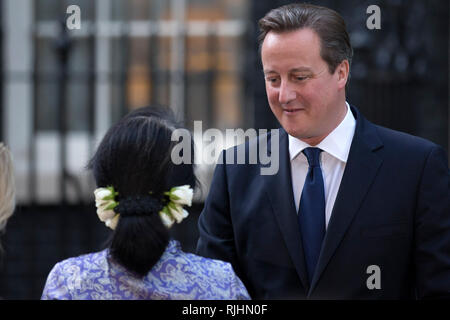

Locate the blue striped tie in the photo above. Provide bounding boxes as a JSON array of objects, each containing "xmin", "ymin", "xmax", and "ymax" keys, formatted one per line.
[{"xmin": 299, "ymin": 147, "xmax": 326, "ymax": 283}]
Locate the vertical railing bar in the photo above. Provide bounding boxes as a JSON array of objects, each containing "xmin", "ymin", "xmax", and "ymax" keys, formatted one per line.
[
  {"xmin": 170, "ymin": 0, "xmax": 186, "ymax": 121},
  {"xmin": 147, "ymin": 21, "xmax": 154, "ymax": 105},
  {"xmin": 448, "ymin": 0, "xmax": 450, "ymax": 162},
  {"xmin": 81, "ymin": 1, "xmax": 97, "ymax": 256},
  {"xmin": 29, "ymin": 24, "xmax": 38, "ymax": 206},
  {"xmin": 0, "ymin": 0, "xmax": 3, "ymax": 142},
  {"xmin": 55, "ymin": 18, "xmax": 71, "ymax": 205},
  {"xmin": 87, "ymin": 9, "xmax": 97, "ymax": 202},
  {"xmin": 153, "ymin": 22, "xmax": 163, "ymax": 106},
  {"xmin": 182, "ymin": 24, "xmax": 188, "ymax": 124},
  {"xmin": 120, "ymin": 22, "xmax": 130, "ymax": 117},
  {"xmin": 242, "ymin": 21, "xmax": 254, "ymax": 130},
  {"xmin": 206, "ymin": 23, "xmax": 217, "ymax": 129},
  {"xmin": 151, "ymin": 1, "xmax": 164, "ymax": 106},
  {"xmin": 29, "ymin": 1, "xmax": 40, "ymax": 298}
]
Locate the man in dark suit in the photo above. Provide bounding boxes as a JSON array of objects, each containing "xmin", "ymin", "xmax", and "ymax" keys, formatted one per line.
[{"xmin": 196, "ymin": 3, "xmax": 450, "ymax": 299}]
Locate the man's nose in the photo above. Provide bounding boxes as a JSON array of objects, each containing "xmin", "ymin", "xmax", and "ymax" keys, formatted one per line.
[{"xmin": 278, "ymin": 81, "xmax": 296, "ymax": 104}]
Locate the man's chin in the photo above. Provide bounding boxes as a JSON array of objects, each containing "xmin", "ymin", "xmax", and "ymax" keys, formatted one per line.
[
  {"xmin": 284, "ymin": 128, "xmax": 323, "ymax": 145},
  {"xmin": 284, "ymin": 128, "xmax": 309, "ymax": 140}
]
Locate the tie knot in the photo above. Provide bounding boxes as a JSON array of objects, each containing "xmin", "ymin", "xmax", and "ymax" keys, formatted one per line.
[{"xmin": 302, "ymin": 147, "xmax": 322, "ymax": 167}]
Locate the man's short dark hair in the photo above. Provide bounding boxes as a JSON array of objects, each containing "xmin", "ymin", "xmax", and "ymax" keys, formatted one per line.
[{"xmin": 258, "ymin": 3, "xmax": 353, "ymax": 75}]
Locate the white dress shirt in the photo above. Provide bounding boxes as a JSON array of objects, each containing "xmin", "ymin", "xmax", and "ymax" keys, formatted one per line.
[{"xmin": 289, "ymin": 102, "xmax": 356, "ymax": 229}]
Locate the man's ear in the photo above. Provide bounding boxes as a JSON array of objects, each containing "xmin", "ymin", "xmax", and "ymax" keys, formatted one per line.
[{"xmin": 336, "ymin": 60, "xmax": 349, "ymax": 90}]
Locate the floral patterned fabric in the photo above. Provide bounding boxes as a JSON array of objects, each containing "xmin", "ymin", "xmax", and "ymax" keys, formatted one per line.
[{"xmin": 41, "ymin": 240, "xmax": 250, "ymax": 300}]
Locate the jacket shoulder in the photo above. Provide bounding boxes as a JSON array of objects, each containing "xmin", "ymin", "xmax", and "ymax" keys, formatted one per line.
[{"xmin": 374, "ymin": 124, "xmax": 442, "ymax": 154}]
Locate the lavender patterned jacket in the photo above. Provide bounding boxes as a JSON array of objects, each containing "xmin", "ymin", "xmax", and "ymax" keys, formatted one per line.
[{"xmin": 41, "ymin": 240, "xmax": 250, "ymax": 300}]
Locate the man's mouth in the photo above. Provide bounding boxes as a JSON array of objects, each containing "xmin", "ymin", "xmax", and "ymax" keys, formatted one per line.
[{"xmin": 283, "ymin": 108, "xmax": 304, "ymax": 114}]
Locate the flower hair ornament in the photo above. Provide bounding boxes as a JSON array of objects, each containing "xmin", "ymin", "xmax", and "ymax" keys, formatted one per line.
[{"xmin": 94, "ymin": 185, "xmax": 194, "ymax": 230}]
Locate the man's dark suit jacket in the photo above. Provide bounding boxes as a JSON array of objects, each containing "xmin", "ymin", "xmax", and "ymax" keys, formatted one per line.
[{"xmin": 196, "ymin": 106, "xmax": 450, "ymax": 299}]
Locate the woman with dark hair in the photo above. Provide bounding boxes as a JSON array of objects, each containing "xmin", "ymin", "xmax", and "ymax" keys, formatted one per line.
[{"xmin": 41, "ymin": 106, "xmax": 250, "ymax": 300}]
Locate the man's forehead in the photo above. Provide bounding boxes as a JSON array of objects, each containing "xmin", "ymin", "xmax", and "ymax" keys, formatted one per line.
[
  {"xmin": 261, "ymin": 29, "xmax": 322, "ymax": 64},
  {"xmin": 263, "ymin": 28, "xmax": 320, "ymax": 45}
]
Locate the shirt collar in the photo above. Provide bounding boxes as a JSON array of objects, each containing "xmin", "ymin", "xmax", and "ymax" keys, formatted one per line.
[{"xmin": 288, "ymin": 102, "xmax": 356, "ymax": 162}]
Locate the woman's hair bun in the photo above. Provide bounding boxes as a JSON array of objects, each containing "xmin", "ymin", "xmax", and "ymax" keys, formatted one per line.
[{"xmin": 114, "ymin": 195, "xmax": 164, "ymax": 218}]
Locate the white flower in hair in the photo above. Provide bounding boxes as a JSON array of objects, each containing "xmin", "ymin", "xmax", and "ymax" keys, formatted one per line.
[
  {"xmin": 166, "ymin": 185, "xmax": 193, "ymax": 207},
  {"xmin": 181, "ymin": 208, "xmax": 189, "ymax": 220},
  {"xmin": 93, "ymin": 185, "xmax": 193, "ymax": 230},
  {"xmin": 97, "ymin": 207, "xmax": 116, "ymax": 222},
  {"xmin": 158, "ymin": 185, "xmax": 193, "ymax": 227},
  {"xmin": 105, "ymin": 214, "xmax": 120, "ymax": 230},
  {"xmin": 94, "ymin": 188, "xmax": 113, "ymax": 202},
  {"xmin": 167, "ymin": 202, "xmax": 189, "ymax": 223},
  {"xmin": 159, "ymin": 208, "xmax": 175, "ymax": 228},
  {"xmin": 94, "ymin": 186, "xmax": 119, "ymax": 230}
]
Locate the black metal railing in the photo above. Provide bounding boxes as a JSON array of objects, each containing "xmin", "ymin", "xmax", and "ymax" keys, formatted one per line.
[{"xmin": 1, "ymin": 15, "xmax": 250, "ymax": 299}]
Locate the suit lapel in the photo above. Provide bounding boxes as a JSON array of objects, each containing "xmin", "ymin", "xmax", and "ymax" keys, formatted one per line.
[
  {"xmin": 263, "ymin": 129, "xmax": 310, "ymax": 291},
  {"xmin": 308, "ymin": 106, "xmax": 384, "ymax": 295}
]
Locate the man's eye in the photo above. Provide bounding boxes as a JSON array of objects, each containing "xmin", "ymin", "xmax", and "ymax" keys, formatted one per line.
[
  {"xmin": 266, "ymin": 78, "xmax": 279, "ymax": 83},
  {"xmin": 295, "ymin": 76, "xmax": 308, "ymax": 81}
]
